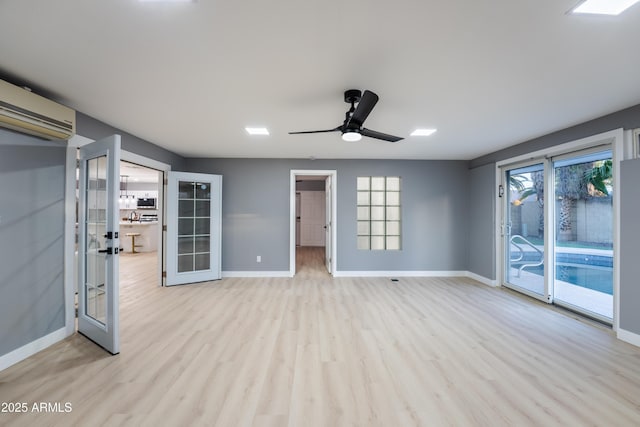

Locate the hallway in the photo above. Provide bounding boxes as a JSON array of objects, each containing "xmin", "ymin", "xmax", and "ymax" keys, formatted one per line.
[{"xmin": 295, "ymin": 246, "xmax": 329, "ymax": 279}]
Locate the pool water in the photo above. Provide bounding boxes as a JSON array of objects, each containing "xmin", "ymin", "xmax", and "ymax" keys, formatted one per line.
[{"xmin": 527, "ymin": 264, "xmax": 613, "ymax": 295}]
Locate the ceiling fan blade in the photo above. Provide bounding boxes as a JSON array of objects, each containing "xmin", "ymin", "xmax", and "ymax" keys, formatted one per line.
[
  {"xmin": 348, "ymin": 90, "xmax": 379, "ymax": 128},
  {"xmin": 288, "ymin": 127, "xmax": 341, "ymax": 135},
  {"xmin": 361, "ymin": 128, "xmax": 404, "ymax": 143}
]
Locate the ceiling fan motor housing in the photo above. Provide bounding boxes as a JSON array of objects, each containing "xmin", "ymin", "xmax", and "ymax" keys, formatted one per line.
[{"xmin": 344, "ymin": 89, "xmax": 362, "ymax": 104}]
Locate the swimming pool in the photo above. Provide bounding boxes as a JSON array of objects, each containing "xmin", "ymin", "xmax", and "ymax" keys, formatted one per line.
[{"xmin": 527, "ymin": 263, "xmax": 613, "ymax": 295}]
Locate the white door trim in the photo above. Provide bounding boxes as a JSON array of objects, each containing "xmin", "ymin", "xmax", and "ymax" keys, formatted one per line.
[
  {"xmin": 120, "ymin": 151, "xmax": 170, "ymax": 289},
  {"xmin": 290, "ymin": 170, "xmax": 337, "ymax": 276}
]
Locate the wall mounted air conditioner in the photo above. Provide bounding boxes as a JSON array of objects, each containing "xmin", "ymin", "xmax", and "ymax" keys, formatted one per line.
[{"xmin": 0, "ymin": 78, "xmax": 75, "ymax": 140}]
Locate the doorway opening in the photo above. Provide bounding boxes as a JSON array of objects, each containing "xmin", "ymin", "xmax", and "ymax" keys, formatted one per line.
[
  {"xmin": 118, "ymin": 161, "xmax": 163, "ymax": 294},
  {"xmin": 72, "ymin": 156, "xmax": 167, "ymax": 302},
  {"xmin": 290, "ymin": 170, "xmax": 337, "ymax": 277},
  {"xmin": 68, "ymin": 139, "xmax": 171, "ymax": 350}
]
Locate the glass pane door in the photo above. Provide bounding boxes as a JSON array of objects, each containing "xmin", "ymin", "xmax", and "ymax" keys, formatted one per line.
[
  {"xmin": 504, "ymin": 163, "xmax": 546, "ymax": 298},
  {"xmin": 85, "ymin": 156, "xmax": 108, "ymax": 324},
  {"xmin": 553, "ymin": 150, "xmax": 613, "ymax": 321},
  {"xmin": 166, "ymin": 171, "xmax": 221, "ymax": 286},
  {"xmin": 78, "ymin": 135, "xmax": 120, "ymax": 354},
  {"xmin": 178, "ymin": 180, "xmax": 212, "ymax": 273}
]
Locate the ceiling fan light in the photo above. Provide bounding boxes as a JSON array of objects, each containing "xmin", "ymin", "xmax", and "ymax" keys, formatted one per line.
[{"xmin": 342, "ymin": 131, "xmax": 362, "ymax": 142}]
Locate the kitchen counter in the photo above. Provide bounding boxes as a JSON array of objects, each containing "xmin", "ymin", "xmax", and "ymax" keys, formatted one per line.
[
  {"xmin": 119, "ymin": 221, "xmax": 158, "ymax": 226},
  {"xmin": 119, "ymin": 221, "xmax": 158, "ymax": 252}
]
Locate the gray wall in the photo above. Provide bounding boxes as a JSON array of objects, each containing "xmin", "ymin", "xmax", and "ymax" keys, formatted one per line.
[
  {"xmin": 467, "ymin": 163, "xmax": 495, "ymax": 280},
  {"xmin": 620, "ymin": 159, "xmax": 640, "ymax": 335},
  {"xmin": 186, "ymin": 158, "xmax": 470, "ymax": 272},
  {"xmin": 468, "ymin": 102, "xmax": 640, "ymax": 285},
  {"xmin": 77, "ymin": 112, "xmax": 187, "ymax": 170},
  {"xmin": 296, "ymin": 180, "xmax": 325, "ymax": 191},
  {"xmin": 0, "ymin": 110, "xmax": 186, "ymax": 359},
  {"xmin": 470, "ymin": 104, "xmax": 640, "ymax": 168},
  {"xmin": 0, "ymin": 129, "xmax": 66, "ymax": 357}
]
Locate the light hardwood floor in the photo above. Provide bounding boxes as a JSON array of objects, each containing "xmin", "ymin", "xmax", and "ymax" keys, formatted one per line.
[{"xmin": 1, "ymin": 247, "xmax": 640, "ymax": 426}]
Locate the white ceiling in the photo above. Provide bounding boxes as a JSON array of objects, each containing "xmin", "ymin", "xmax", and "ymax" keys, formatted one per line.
[
  {"xmin": 1, "ymin": 0, "xmax": 640, "ymax": 160},
  {"xmin": 121, "ymin": 161, "xmax": 161, "ymax": 183}
]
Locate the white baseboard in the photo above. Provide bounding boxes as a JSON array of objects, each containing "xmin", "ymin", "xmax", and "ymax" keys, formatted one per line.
[
  {"xmin": 333, "ymin": 270, "xmax": 468, "ymax": 278},
  {"xmin": 333, "ymin": 270, "xmax": 497, "ymax": 287},
  {"xmin": 222, "ymin": 271, "xmax": 291, "ymax": 278},
  {"xmin": 0, "ymin": 327, "xmax": 67, "ymax": 372},
  {"xmin": 221, "ymin": 270, "xmax": 499, "ymax": 288},
  {"xmin": 617, "ymin": 328, "xmax": 640, "ymax": 348},
  {"xmin": 465, "ymin": 271, "xmax": 498, "ymax": 287}
]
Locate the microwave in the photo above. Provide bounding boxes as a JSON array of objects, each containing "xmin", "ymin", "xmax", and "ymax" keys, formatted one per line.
[{"xmin": 137, "ymin": 197, "xmax": 156, "ymax": 209}]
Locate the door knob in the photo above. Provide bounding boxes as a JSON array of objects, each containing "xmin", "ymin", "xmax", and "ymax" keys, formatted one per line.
[{"xmin": 98, "ymin": 247, "xmax": 118, "ymax": 255}]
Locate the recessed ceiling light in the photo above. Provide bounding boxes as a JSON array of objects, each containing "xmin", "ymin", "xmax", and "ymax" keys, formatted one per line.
[
  {"xmin": 245, "ymin": 127, "xmax": 269, "ymax": 136},
  {"xmin": 410, "ymin": 128, "xmax": 437, "ymax": 137},
  {"xmin": 571, "ymin": 0, "xmax": 640, "ymax": 15}
]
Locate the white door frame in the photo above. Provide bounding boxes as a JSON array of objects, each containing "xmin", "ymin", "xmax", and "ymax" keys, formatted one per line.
[
  {"xmin": 64, "ymin": 135, "xmax": 170, "ymax": 338},
  {"xmin": 120, "ymin": 151, "xmax": 171, "ymax": 288},
  {"xmin": 290, "ymin": 170, "xmax": 337, "ymax": 276}
]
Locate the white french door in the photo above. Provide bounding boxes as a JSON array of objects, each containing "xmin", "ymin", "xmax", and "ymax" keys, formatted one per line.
[
  {"xmin": 166, "ymin": 171, "xmax": 222, "ymax": 286},
  {"xmin": 78, "ymin": 135, "xmax": 121, "ymax": 354}
]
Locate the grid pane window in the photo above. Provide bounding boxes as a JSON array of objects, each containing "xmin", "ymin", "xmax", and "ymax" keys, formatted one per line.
[
  {"xmin": 356, "ymin": 176, "xmax": 401, "ymax": 250},
  {"xmin": 177, "ymin": 181, "xmax": 212, "ymax": 273}
]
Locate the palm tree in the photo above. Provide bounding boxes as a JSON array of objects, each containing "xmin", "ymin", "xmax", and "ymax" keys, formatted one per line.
[
  {"xmin": 555, "ymin": 164, "xmax": 589, "ymax": 240},
  {"xmin": 556, "ymin": 159, "xmax": 612, "ymax": 241},
  {"xmin": 584, "ymin": 159, "xmax": 612, "ymax": 196},
  {"xmin": 508, "ymin": 159, "xmax": 612, "ymax": 242},
  {"xmin": 532, "ymin": 170, "xmax": 544, "ymax": 237}
]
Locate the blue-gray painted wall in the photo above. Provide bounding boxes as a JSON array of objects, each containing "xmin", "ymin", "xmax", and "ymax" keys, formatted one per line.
[
  {"xmin": 620, "ymin": 158, "xmax": 640, "ymax": 335},
  {"xmin": 0, "ymin": 113, "xmax": 186, "ymax": 359},
  {"xmin": 4, "ymin": 97, "xmax": 640, "ymax": 361},
  {"xmin": 468, "ymin": 102, "xmax": 640, "ymax": 336},
  {"xmin": 470, "ymin": 104, "xmax": 640, "ymax": 168},
  {"xmin": 0, "ymin": 129, "xmax": 66, "ymax": 356},
  {"xmin": 186, "ymin": 158, "xmax": 470, "ymax": 272},
  {"xmin": 467, "ymin": 163, "xmax": 495, "ymax": 280},
  {"xmin": 77, "ymin": 112, "xmax": 187, "ymax": 170}
]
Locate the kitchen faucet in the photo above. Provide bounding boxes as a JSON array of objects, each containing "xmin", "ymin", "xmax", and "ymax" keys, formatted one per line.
[{"xmin": 129, "ymin": 211, "xmax": 139, "ymax": 222}]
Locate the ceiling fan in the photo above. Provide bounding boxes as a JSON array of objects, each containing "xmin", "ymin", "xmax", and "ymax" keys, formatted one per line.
[{"xmin": 289, "ymin": 89, "xmax": 403, "ymax": 143}]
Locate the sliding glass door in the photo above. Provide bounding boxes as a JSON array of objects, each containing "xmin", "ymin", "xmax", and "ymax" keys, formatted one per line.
[
  {"xmin": 553, "ymin": 150, "xmax": 613, "ymax": 321},
  {"xmin": 502, "ymin": 148, "xmax": 613, "ymax": 323},
  {"xmin": 504, "ymin": 162, "xmax": 546, "ymax": 299}
]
